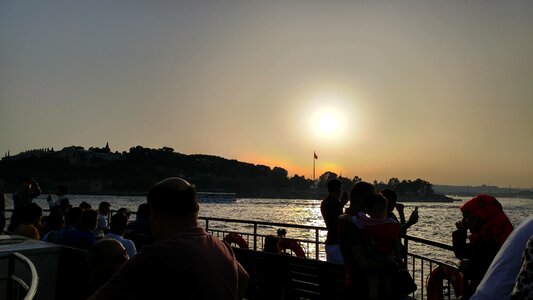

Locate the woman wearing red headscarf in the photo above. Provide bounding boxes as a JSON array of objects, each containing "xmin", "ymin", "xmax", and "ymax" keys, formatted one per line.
[{"xmin": 453, "ymin": 194, "xmax": 514, "ymax": 299}]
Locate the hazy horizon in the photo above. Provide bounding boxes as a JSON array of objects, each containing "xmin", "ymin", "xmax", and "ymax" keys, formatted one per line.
[{"xmin": 1, "ymin": 1, "xmax": 532, "ymax": 188}]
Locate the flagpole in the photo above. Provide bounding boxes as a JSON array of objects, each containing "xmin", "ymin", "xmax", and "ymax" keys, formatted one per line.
[{"xmin": 313, "ymin": 154, "xmax": 315, "ymax": 182}]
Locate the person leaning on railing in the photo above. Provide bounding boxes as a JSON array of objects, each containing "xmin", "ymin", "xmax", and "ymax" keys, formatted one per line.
[{"xmin": 453, "ymin": 194, "xmax": 514, "ymax": 299}]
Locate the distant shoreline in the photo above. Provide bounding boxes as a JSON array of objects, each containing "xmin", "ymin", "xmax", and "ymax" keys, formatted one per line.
[{"xmin": 397, "ymin": 194, "xmax": 458, "ymax": 203}]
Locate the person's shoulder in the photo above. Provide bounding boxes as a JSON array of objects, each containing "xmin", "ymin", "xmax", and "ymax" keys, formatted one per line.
[{"xmin": 339, "ymin": 213, "xmax": 357, "ymax": 228}]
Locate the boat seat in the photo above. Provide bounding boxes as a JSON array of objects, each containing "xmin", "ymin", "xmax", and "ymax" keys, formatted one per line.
[{"xmin": 233, "ymin": 247, "xmax": 345, "ymax": 300}]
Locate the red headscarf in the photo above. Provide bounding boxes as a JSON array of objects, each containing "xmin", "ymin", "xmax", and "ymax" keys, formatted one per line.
[{"xmin": 460, "ymin": 194, "xmax": 513, "ymax": 246}]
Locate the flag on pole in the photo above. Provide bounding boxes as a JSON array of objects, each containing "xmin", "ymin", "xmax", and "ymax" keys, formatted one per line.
[{"xmin": 314, "ymin": 151, "xmax": 318, "ymax": 159}]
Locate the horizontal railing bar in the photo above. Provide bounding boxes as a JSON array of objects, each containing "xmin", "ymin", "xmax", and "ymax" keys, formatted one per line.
[
  {"xmin": 5, "ymin": 209, "xmax": 455, "ymax": 252},
  {"xmin": 404, "ymin": 234, "xmax": 454, "ymax": 251},
  {"xmin": 199, "ymin": 216, "xmax": 325, "ymax": 231}
]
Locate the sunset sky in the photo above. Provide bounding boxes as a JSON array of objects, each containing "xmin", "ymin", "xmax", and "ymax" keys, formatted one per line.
[{"xmin": 1, "ymin": 1, "xmax": 532, "ymax": 188}]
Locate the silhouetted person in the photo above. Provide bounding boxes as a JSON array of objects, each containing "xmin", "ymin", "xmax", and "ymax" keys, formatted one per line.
[
  {"xmin": 47, "ymin": 185, "xmax": 69, "ymax": 213},
  {"xmin": 79, "ymin": 201, "xmax": 92, "ymax": 211},
  {"xmin": 11, "ymin": 203, "xmax": 43, "ymax": 239},
  {"xmin": 321, "ymin": 178, "xmax": 347, "ymax": 264},
  {"xmin": 48, "ymin": 206, "xmax": 83, "ymax": 244},
  {"xmin": 10, "ymin": 178, "xmax": 41, "ymax": 232},
  {"xmin": 263, "ymin": 234, "xmax": 281, "ymax": 253},
  {"xmin": 86, "ymin": 238, "xmax": 129, "ymax": 297},
  {"xmin": 65, "ymin": 208, "xmax": 98, "ymax": 250},
  {"xmin": 89, "ymin": 177, "xmax": 249, "ymax": 300},
  {"xmin": 339, "ymin": 181, "xmax": 378, "ymax": 299},
  {"xmin": 94, "ymin": 201, "xmax": 111, "ymax": 238},
  {"xmin": 105, "ymin": 212, "xmax": 137, "ymax": 258},
  {"xmin": 453, "ymin": 194, "xmax": 513, "ymax": 299},
  {"xmin": 41, "ymin": 211, "xmax": 65, "ymax": 241},
  {"xmin": 116, "ymin": 207, "xmax": 131, "ymax": 222},
  {"xmin": 381, "ymin": 189, "xmax": 418, "ymax": 235},
  {"xmin": 351, "ymin": 193, "xmax": 403, "ymax": 299},
  {"xmin": 125, "ymin": 203, "xmax": 153, "ymax": 250},
  {"xmin": 126, "ymin": 203, "xmax": 150, "ymax": 235},
  {"xmin": 12, "ymin": 178, "xmax": 41, "ymax": 210}
]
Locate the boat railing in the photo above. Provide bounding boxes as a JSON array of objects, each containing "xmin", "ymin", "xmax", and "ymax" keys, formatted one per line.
[
  {"xmin": 0, "ymin": 252, "xmax": 39, "ymax": 300},
  {"xmin": 198, "ymin": 216, "xmax": 462, "ymax": 300}
]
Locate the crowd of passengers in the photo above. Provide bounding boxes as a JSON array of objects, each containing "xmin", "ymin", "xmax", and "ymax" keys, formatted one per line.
[{"xmin": 0, "ymin": 177, "xmax": 531, "ymax": 300}]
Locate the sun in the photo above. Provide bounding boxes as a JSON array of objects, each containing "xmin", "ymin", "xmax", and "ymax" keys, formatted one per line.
[
  {"xmin": 294, "ymin": 87, "xmax": 357, "ymax": 145},
  {"xmin": 317, "ymin": 110, "xmax": 341, "ymax": 134},
  {"xmin": 311, "ymin": 106, "xmax": 346, "ymax": 139}
]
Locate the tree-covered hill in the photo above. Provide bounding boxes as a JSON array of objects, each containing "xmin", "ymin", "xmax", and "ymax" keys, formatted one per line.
[{"xmin": 0, "ymin": 145, "xmax": 444, "ymax": 200}]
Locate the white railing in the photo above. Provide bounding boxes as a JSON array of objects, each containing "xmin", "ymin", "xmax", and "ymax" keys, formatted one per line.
[{"xmin": 0, "ymin": 252, "xmax": 39, "ymax": 300}]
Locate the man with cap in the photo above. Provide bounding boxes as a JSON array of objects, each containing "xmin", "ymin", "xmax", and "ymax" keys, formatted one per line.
[{"xmin": 89, "ymin": 177, "xmax": 249, "ymax": 300}]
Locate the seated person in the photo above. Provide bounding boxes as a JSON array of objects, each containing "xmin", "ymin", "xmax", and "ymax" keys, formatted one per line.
[
  {"xmin": 126, "ymin": 203, "xmax": 150, "ymax": 235},
  {"xmin": 263, "ymin": 234, "xmax": 280, "ymax": 253},
  {"xmin": 48, "ymin": 207, "xmax": 83, "ymax": 244},
  {"xmin": 64, "ymin": 209, "xmax": 99, "ymax": 250},
  {"xmin": 86, "ymin": 238, "xmax": 129, "ymax": 297},
  {"xmin": 12, "ymin": 203, "xmax": 43, "ymax": 239},
  {"xmin": 105, "ymin": 212, "xmax": 137, "ymax": 258},
  {"xmin": 41, "ymin": 211, "xmax": 65, "ymax": 241}
]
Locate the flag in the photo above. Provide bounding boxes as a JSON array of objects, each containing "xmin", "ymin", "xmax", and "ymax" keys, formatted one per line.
[{"xmin": 314, "ymin": 151, "xmax": 318, "ymax": 159}]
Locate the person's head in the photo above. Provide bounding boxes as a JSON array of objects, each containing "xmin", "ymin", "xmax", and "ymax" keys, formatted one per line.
[
  {"xmin": 349, "ymin": 181, "xmax": 376, "ymax": 214},
  {"xmin": 79, "ymin": 201, "xmax": 92, "ymax": 211},
  {"xmin": 87, "ymin": 238, "xmax": 129, "ymax": 277},
  {"xmin": 98, "ymin": 201, "xmax": 111, "ymax": 215},
  {"xmin": 65, "ymin": 206, "xmax": 83, "ymax": 226},
  {"xmin": 146, "ymin": 177, "xmax": 199, "ymax": 240},
  {"xmin": 327, "ymin": 178, "xmax": 343, "ymax": 198},
  {"xmin": 263, "ymin": 235, "xmax": 280, "ymax": 253},
  {"xmin": 79, "ymin": 209, "xmax": 99, "ymax": 231},
  {"xmin": 110, "ymin": 212, "xmax": 128, "ymax": 235},
  {"xmin": 460, "ymin": 194, "xmax": 514, "ymax": 246},
  {"xmin": 117, "ymin": 207, "xmax": 131, "ymax": 220},
  {"xmin": 460, "ymin": 194, "xmax": 504, "ymax": 233},
  {"xmin": 135, "ymin": 203, "xmax": 150, "ymax": 220},
  {"xmin": 18, "ymin": 203, "xmax": 43, "ymax": 226},
  {"xmin": 59, "ymin": 197, "xmax": 71, "ymax": 212},
  {"xmin": 366, "ymin": 193, "xmax": 388, "ymax": 220},
  {"xmin": 56, "ymin": 185, "xmax": 68, "ymax": 196},
  {"xmin": 43, "ymin": 212, "xmax": 65, "ymax": 231},
  {"xmin": 380, "ymin": 189, "xmax": 397, "ymax": 213}
]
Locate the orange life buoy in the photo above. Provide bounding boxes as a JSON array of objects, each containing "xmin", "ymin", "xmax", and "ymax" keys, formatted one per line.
[
  {"xmin": 279, "ymin": 239, "xmax": 306, "ymax": 258},
  {"xmin": 223, "ymin": 233, "xmax": 249, "ymax": 249},
  {"xmin": 426, "ymin": 265, "xmax": 463, "ymax": 300}
]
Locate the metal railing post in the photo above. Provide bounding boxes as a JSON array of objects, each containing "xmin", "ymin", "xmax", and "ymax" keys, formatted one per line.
[
  {"xmin": 253, "ymin": 223, "xmax": 258, "ymax": 251},
  {"xmin": 315, "ymin": 229, "xmax": 319, "ymax": 260}
]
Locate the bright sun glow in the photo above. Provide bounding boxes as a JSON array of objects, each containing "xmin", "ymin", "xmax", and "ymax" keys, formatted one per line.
[
  {"xmin": 296, "ymin": 87, "xmax": 357, "ymax": 145},
  {"xmin": 311, "ymin": 105, "xmax": 347, "ymax": 140},
  {"xmin": 317, "ymin": 110, "xmax": 341, "ymax": 133}
]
